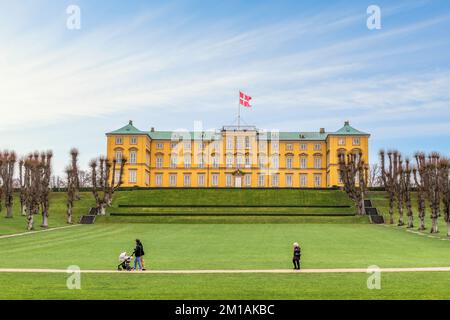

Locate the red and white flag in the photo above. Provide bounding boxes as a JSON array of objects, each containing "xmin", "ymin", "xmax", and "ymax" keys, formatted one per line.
[{"xmin": 239, "ymin": 91, "xmax": 252, "ymax": 107}]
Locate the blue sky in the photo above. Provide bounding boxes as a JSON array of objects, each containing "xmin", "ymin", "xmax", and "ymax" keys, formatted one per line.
[{"xmin": 0, "ymin": 0, "xmax": 450, "ymax": 175}]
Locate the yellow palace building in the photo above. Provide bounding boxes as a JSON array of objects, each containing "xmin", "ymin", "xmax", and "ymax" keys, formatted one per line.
[{"xmin": 106, "ymin": 121, "xmax": 369, "ymax": 188}]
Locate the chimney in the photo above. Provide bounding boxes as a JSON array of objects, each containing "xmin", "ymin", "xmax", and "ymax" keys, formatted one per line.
[
  {"xmin": 129, "ymin": 120, "xmax": 133, "ymax": 125},
  {"xmin": 320, "ymin": 128, "xmax": 325, "ymax": 134},
  {"xmin": 151, "ymin": 127, "xmax": 155, "ymax": 132},
  {"xmin": 344, "ymin": 121, "xmax": 350, "ymax": 126}
]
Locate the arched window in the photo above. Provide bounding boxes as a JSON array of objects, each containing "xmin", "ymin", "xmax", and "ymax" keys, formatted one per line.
[{"xmin": 129, "ymin": 150, "xmax": 137, "ymax": 164}]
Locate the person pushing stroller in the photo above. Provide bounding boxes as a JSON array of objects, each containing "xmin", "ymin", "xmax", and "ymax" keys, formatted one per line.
[{"xmin": 132, "ymin": 239, "xmax": 146, "ymax": 271}]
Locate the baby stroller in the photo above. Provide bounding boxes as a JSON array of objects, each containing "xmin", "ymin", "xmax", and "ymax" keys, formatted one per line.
[{"xmin": 117, "ymin": 252, "xmax": 133, "ymax": 271}]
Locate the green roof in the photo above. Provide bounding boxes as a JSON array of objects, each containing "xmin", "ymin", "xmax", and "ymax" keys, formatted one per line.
[
  {"xmin": 106, "ymin": 121, "xmax": 146, "ymax": 135},
  {"xmin": 331, "ymin": 122, "xmax": 370, "ymax": 136},
  {"xmin": 106, "ymin": 121, "xmax": 369, "ymax": 140}
]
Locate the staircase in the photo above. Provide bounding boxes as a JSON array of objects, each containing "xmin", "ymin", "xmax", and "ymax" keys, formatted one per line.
[
  {"xmin": 364, "ymin": 200, "xmax": 384, "ymax": 224},
  {"xmin": 78, "ymin": 208, "xmax": 98, "ymax": 224}
]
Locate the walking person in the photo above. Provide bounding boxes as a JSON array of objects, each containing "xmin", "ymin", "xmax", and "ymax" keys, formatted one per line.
[
  {"xmin": 132, "ymin": 239, "xmax": 144, "ymax": 271},
  {"xmin": 292, "ymin": 242, "xmax": 301, "ymax": 270}
]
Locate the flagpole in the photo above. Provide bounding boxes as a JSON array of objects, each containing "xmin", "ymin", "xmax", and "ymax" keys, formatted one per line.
[{"xmin": 237, "ymin": 90, "xmax": 241, "ymax": 129}]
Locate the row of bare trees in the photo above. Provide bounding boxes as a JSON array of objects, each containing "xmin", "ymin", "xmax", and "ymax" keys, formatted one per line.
[
  {"xmin": 0, "ymin": 147, "xmax": 127, "ymax": 230},
  {"xmin": 338, "ymin": 151, "xmax": 368, "ymax": 215},
  {"xmin": 380, "ymin": 150, "xmax": 450, "ymax": 235}
]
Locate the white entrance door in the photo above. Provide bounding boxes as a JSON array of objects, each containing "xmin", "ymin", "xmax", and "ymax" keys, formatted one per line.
[{"xmin": 235, "ymin": 176, "xmax": 242, "ymax": 188}]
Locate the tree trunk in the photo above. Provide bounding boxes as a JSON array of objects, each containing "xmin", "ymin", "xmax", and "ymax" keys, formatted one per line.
[
  {"xmin": 447, "ymin": 222, "xmax": 450, "ymax": 237},
  {"xmin": 407, "ymin": 215, "xmax": 414, "ymax": 229},
  {"xmin": 5, "ymin": 206, "xmax": 13, "ymax": 218},
  {"xmin": 41, "ymin": 210, "xmax": 49, "ymax": 228},
  {"xmin": 67, "ymin": 204, "xmax": 73, "ymax": 224},
  {"xmin": 100, "ymin": 203, "xmax": 107, "ymax": 215},
  {"xmin": 398, "ymin": 205, "xmax": 404, "ymax": 226},
  {"xmin": 27, "ymin": 214, "xmax": 34, "ymax": 231},
  {"xmin": 21, "ymin": 204, "xmax": 26, "ymax": 216},
  {"xmin": 430, "ymin": 214, "xmax": 439, "ymax": 234},
  {"xmin": 418, "ymin": 216, "xmax": 425, "ymax": 231}
]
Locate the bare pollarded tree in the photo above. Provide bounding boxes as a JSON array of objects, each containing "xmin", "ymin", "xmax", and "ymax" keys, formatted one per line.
[
  {"xmin": 90, "ymin": 156, "xmax": 126, "ymax": 215},
  {"xmin": 39, "ymin": 151, "xmax": 53, "ymax": 228},
  {"xmin": 24, "ymin": 153, "xmax": 41, "ymax": 230},
  {"xmin": 66, "ymin": 148, "xmax": 80, "ymax": 224},
  {"xmin": 393, "ymin": 151, "xmax": 406, "ymax": 226},
  {"xmin": 380, "ymin": 150, "xmax": 396, "ymax": 224},
  {"xmin": 413, "ymin": 152, "xmax": 427, "ymax": 231},
  {"xmin": 403, "ymin": 158, "xmax": 414, "ymax": 228},
  {"xmin": 18, "ymin": 159, "xmax": 27, "ymax": 216},
  {"xmin": 438, "ymin": 158, "xmax": 450, "ymax": 236},
  {"xmin": 70, "ymin": 148, "xmax": 81, "ymax": 199},
  {"xmin": 425, "ymin": 152, "xmax": 441, "ymax": 234},
  {"xmin": 0, "ymin": 151, "xmax": 17, "ymax": 218},
  {"xmin": 338, "ymin": 151, "xmax": 368, "ymax": 215}
]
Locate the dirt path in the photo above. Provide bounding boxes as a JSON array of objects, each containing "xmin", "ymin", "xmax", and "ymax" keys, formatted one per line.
[
  {"xmin": 1, "ymin": 267, "xmax": 450, "ymax": 274},
  {"xmin": 0, "ymin": 225, "xmax": 82, "ymax": 239}
]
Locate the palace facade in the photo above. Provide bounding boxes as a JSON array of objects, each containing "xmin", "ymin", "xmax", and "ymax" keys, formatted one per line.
[{"xmin": 106, "ymin": 121, "xmax": 369, "ymax": 188}]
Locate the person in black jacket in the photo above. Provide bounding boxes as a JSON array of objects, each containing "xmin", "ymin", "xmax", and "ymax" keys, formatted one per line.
[
  {"xmin": 292, "ymin": 242, "xmax": 301, "ymax": 270},
  {"xmin": 132, "ymin": 239, "xmax": 144, "ymax": 271}
]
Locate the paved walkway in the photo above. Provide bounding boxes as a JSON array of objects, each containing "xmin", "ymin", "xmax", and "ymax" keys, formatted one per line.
[
  {"xmin": 0, "ymin": 225, "xmax": 82, "ymax": 239},
  {"xmin": 1, "ymin": 267, "xmax": 450, "ymax": 274}
]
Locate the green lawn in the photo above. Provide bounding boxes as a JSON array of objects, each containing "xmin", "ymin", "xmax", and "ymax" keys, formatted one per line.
[
  {"xmin": 1, "ymin": 223, "xmax": 449, "ymax": 270},
  {"xmin": 1, "ymin": 189, "xmax": 449, "ymax": 299},
  {"xmin": 2, "ymin": 272, "xmax": 450, "ymax": 300}
]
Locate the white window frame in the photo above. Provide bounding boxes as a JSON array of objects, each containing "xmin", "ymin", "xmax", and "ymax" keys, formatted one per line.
[
  {"xmin": 115, "ymin": 150, "xmax": 123, "ymax": 164},
  {"xmin": 212, "ymin": 174, "xmax": 219, "ymax": 187},
  {"xmin": 314, "ymin": 157, "xmax": 321, "ymax": 169},
  {"xmin": 115, "ymin": 137, "xmax": 123, "ymax": 145},
  {"xmin": 300, "ymin": 143, "xmax": 307, "ymax": 151},
  {"xmin": 130, "ymin": 136, "xmax": 137, "ymax": 145},
  {"xmin": 271, "ymin": 174, "xmax": 279, "ymax": 187},
  {"xmin": 244, "ymin": 174, "xmax": 251, "ymax": 187},
  {"xmin": 314, "ymin": 143, "xmax": 322, "ymax": 151},
  {"xmin": 155, "ymin": 173, "xmax": 163, "ymax": 187},
  {"xmin": 286, "ymin": 157, "xmax": 293, "ymax": 169},
  {"xmin": 300, "ymin": 173, "xmax": 308, "ymax": 187},
  {"xmin": 183, "ymin": 174, "xmax": 191, "ymax": 187},
  {"xmin": 225, "ymin": 174, "xmax": 233, "ymax": 187},
  {"xmin": 300, "ymin": 157, "xmax": 307, "ymax": 169},
  {"xmin": 129, "ymin": 150, "xmax": 137, "ymax": 164},
  {"xmin": 258, "ymin": 174, "xmax": 265, "ymax": 187},
  {"xmin": 128, "ymin": 169, "xmax": 137, "ymax": 184},
  {"xmin": 169, "ymin": 174, "xmax": 177, "ymax": 187},
  {"xmin": 156, "ymin": 155, "xmax": 163, "ymax": 169},
  {"xmin": 184, "ymin": 154, "xmax": 191, "ymax": 169},
  {"xmin": 170, "ymin": 154, "xmax": 177, "ymax": 168},
  {"xmin": 314, "ymin": 174, "xmax": 322, "ymax": 187},
  {"xmin": 197, "ymin": 173, "xmax": 205, "ymax": 187},
  {"xmin": 156, "ymin": 143, "xmax": 164, "ymax": 149},
  {"xmin": 285, "ymin": 174, "xmax": 293, "ymax": 187},
  {"xmin": 352, "ymin": 137, "xmax": 361, "ymax": 146}
]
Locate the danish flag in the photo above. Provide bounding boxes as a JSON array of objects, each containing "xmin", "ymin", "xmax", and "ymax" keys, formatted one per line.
[{"xmin": 239, "ymin": 91, "xmax": 252, "ymax": 107}]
